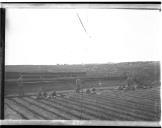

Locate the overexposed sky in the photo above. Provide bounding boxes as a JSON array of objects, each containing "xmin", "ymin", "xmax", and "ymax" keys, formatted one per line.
[{"xmin": 5, "ymin": 8, "xmax": 162, "ymax": 65}]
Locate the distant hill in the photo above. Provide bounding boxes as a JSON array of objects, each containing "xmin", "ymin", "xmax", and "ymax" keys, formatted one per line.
[
  {"xmin": 5, "ymin": 61, "xmax": 161, "ymax": 88},
  {"xmin": 5, "ymin": 61, "xmax": 159, "ymax": 72},
  {"xmin": 5, "ymin": 61, "xmax": 160, "ymax": 78}
]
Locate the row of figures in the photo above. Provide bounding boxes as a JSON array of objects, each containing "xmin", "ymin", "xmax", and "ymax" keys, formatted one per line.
[
  {"xmin": 117, "ymin": 72, "xmax": 153, "ymax": 91},
  {"xmin": 36, "ymin": 90, "xmax": 57, "ymax": 100},
  {"xmin": 85, "ymin": 88, "xmax": 97, "ymax": 94},
  {"xmin": 75, "ymin": 78, "xmax": 97, "ymax": 94},
  {"xmin": 36, "ymin": 87, "xmax": 97, "ymax": 100},
  {"xmin": 76, "ymin": 87, "xmax": 97, "ymax": 94}
]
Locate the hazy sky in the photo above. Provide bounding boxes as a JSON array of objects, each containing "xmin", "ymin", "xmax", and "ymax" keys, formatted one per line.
[{"xmin": 5, "ymin": 9, "xmax": 162, "ymax": 65}]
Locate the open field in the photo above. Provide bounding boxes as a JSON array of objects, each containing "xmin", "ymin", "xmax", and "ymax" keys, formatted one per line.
[
  {"xmin": 4, "ymin": 62, "xmax": 161, "ymax": 121},
  {"xmin": 5, "ymin": 61, "xmax": 160, "ymax": 96},
  {"xmin": 5, "ymin": 79, "xmax": 126, "ymax": 96},
  {"xmin": 5, "ymin": 86, "xmax": 160, "ymax": 121}
]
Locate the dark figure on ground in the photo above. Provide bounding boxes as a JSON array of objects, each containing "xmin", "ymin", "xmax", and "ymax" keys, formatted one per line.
[
  {"xmin": 76, "ymin": 88, "xmax": 80, "ymax": 93},
  {"xmin": 36, "ymin": 90, "xmax": 43, "ymax": 100},
  {"xmin": 118, "ymin": 85, "xmax": 126, "ymax": 90},
  {"xmin": 36, "ymin": 89, "xmax": 48, "ymax": 99},
  {"xmin": 86, "ymin": 89, "xmax": 91, "ymax": 94},
  {"xmin": 17, "ymin": 75, "xmax": 24, "ymax": 97},
  {"xmin": 51, "ymin": 91, "xmax": 57, "ymax": 98},
  {"xmin": 59, "ymin": 93, "xmax": 66, "ymax": 97},
  {"xmin": 91, "ymin": 88, "xmax": 96, "ymax": 94},
  {"xmin": 42, "ymin": 91, "xmax": 48, "ymax": 98},
  {"xmin": 76, "ymin": 78, "xmax": 81, "ymax": 93}
]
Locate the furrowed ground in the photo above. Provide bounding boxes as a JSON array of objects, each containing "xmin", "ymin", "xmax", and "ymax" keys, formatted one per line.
[
  {"xmin": 4, "ymin": 62, "xmax": 161, "ymax": 121},
  {"xmin": 5, "ymin": 86, "xmax": 160, "ymax": 121}
]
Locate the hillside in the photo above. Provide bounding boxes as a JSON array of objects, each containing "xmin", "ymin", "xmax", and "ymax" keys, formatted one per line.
[
  {"xmin": 5, "ymin": 61, "xmax": 160, "ymax": 78},
  {"xmin": 5, "ymin": 61, "xmax": 161, "ymax": 95}
]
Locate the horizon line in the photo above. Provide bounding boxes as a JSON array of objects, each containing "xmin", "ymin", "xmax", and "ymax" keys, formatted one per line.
[{"xmin": 5, "ymin": 61, "xmax": 160, "ymax": 66}]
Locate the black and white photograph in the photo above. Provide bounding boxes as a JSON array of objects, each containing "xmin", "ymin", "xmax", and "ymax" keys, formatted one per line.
[{"xmin": 0, "ymin": 1, "xmax": 161, "ymax": 126}]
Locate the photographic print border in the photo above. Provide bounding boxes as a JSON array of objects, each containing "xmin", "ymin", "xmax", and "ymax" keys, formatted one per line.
[{"xmin": 0, "ymin": 1, "xmax": 161, "ymax": 126}]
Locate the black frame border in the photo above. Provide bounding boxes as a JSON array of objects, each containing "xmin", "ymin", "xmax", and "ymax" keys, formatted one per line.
[{"xmin": 0, "ymin": 8, "xmax": 5, "ymax": 120}]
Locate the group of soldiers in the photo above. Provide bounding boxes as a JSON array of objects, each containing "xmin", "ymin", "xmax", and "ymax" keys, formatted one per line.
[
  {"xmin": 36, "ymin": 89, "xmax": 57, "ymax": 100},
  {"xmin": 17, "ymin": 73, "xmax": 147, "ymax": 98},
  {"xmin": 36, "ymin": 87, "xmax": 97, "ymax": 100},
  {"xmin": 36, "ymin": 77, "xmax": 97, "ymax": 99},
  {"xmin": 75, "ymin": 78, "xmax": 97, "ymax": 94},
  {"xmin": 85, "ymin": 88, "xmax": 97, "ymax": 94},
  {"xmin": 117, "ymin": 73, "xmax": 144, "ymax": 91},
  {"xmin": 118, "ymin": 76, "xmax": 138, "ymax": 91},
  {"xmin": 17, "ymin": 74, "xmax": 98, "ymax": 99},
  {"xmin": 76, "ymin": 87, "xmax": 97, "ymax": 94}
]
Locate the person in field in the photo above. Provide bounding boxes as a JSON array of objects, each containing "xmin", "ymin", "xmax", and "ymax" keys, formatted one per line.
[
  {"xmin": 51, "ymin": 90, "xmax": 57, "ymax": 98},
  {"xmin": 59, "ymin": 93, "xmax": 66, "ymax": 97},
  {"xmin": 37, "ymin": 90, "xmax": 42, "ymax": 100},
  {"xmin": 86, "ymin": 88, "xmax": 91, "ymax": 94},
  {"xmin": 76, "ymin": 78, "xmax": 81, "ymax": 93},
  {"xmin": 36, "ymin": 88, "xmax": 48, "ymax": 99},
  {"xmin": 91, "ymin": 88, "xmax": 96, "ymax": 94},
  {"xmin": 36, "ymin": 88, "xmax": 44, "ymax": 100},
  {"xmin": 17, "ymin": 74, "xmax": 24, "ymax": 97},
  {"xmin": 42, "ymin": 91, "xmax": 48, "ymax": 99},
  {"xmin": 118, "ymin": 85, "xmax": 124, "ymax": 90},
  {"xmin": 125, "ymin": 74, "xmax": 137, "ymax": 91}
]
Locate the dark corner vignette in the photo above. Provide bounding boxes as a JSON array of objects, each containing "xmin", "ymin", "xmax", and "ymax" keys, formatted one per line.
[{"xmin": 0, "ymin": 7, "xmax": 5, "ymax": 120}]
